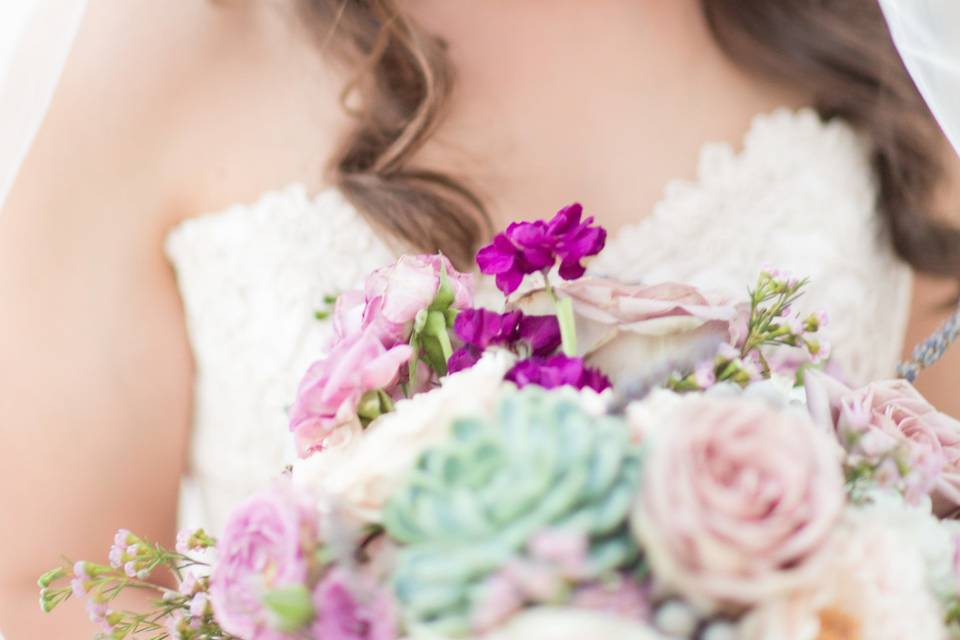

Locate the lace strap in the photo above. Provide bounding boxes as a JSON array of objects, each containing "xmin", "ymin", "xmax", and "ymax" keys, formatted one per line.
[{"xmin": 897, "ymin": 302, "xmax": 960, "ymax": 382}]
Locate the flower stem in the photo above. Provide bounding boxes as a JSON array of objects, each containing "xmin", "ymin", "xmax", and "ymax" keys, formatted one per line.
[{"xmin": 542, "ymin": 273, "xmax": 577, "ymax": 357}]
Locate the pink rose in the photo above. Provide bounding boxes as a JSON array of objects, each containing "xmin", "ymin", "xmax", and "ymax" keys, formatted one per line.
[
  {"xmin": 805, "ymin": 369, "xmax": 960, "ymax": 514},
  {"xmin": 290, "ymin": 327, "xmax": 412, "ymax": 458},
  {"xmin": 331, "ymin": 290, "xmax": 367, "ymax": 343},
  {"xmin": 362, "ymin": 254, "xmax": 473, "ymax": 344},
  {"xmin": 312, "ymin": 567, "xmax": 396, "ymax": 640},
  {"xmin": 210, "ymin": 482, "xmax": 319, "ymax": 640},
  {"xmin": 632, "ymin": 397, "xmax": 844, "ymax": 611},
  {"xmin": 521, "ymin": 277, "xmax": 739, "ymax": 385}
]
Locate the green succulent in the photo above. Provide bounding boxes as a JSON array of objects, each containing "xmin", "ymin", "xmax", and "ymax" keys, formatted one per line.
[{"xmin": 383, "ymin": 388, "xmax": 642, "ymax": 636}]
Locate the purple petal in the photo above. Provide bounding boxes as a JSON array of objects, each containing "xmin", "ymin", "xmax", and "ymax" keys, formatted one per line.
[
  {"xmin": 495, "ymin": 270, "xmax": 526, "ymax": 296},
  {"xmin": 505, "ymin": 220, "xmax": 551, "ymax": 248},
  {"xmin": 557, "ymin": 258, "xmax": 588, "ymax": 282},
  {"xmin": 546, "ymin": 203, "xmax": 584, "ymax": 236},
  {"xmin": 517, "ymin": 315, "xmax": 562, "ymax": 356},
  {"xmin": 447, "ymin": 346, "xmax": 482, "ymax": 374},
  {"xmin": 505, "ymin": 355, "xmax": 611, "ymax": 392},
  {"xmin": 476, "ymin": 238, "xmax": 516, "ymax": 275}
]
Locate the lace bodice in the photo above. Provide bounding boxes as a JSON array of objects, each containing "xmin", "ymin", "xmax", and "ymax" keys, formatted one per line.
[{"xmin": 166, "ymin": 108, "xmax": 912, "ymax": 534}]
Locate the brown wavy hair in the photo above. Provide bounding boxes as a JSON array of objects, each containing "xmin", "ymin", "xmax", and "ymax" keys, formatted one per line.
[{"xmin": 301, "ymin": 0, "xmax": 960, "ymax": 275}]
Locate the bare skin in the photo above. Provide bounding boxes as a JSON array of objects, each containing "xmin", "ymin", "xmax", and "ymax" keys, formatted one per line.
[{"xmin": 1, "ymin": 1, "xmax": 957, "ymax": 635}]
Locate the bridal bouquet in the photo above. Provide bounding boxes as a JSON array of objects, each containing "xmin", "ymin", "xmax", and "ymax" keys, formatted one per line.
[{"xmin": 40, "ymin": 205, "xmax": 960, "ymax": 640}]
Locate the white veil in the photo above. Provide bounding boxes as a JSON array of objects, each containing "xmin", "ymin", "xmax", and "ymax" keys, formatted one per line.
[
  {"xmin": 879, "ymin": 0, "xmax": 960, "ymax": 158},
  {"xmin": 0, "ymin": 0, "xmax": 88, "ymax": 212}
]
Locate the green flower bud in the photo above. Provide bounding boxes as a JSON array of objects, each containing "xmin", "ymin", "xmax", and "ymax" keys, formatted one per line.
[
  {"xmin": 37, "ymin": 567, "xmax": 66, "ymax": 589},
  {"xmin": 262, "ymin": 585, "xmax": 314, "ymax": 633},
  {"xmin": 38, "ymin": 588, "xmax": 57, "ymax": 613},
  {"xmin": 430, "ymin": 259, "xmax": 456, "ymax": 311}
]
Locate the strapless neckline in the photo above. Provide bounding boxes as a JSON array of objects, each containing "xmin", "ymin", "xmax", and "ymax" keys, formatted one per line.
[{"xmin": 167, "ymin": 108, "xmax": 838, "ymax": 259}]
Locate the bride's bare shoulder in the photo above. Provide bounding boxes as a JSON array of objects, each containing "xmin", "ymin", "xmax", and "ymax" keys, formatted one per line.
[{"xmin": 54, "ymin": 0, "xmax": 346, "ymax": 221}]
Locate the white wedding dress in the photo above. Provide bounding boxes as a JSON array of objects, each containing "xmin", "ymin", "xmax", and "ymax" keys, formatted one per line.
[
  {"xmin": 167, "ymin": 108, "xmax": 913, "ymax": 534},
  {"xmin": 2, "ymin": 0, "xmax": 956, "ymax": 540}
]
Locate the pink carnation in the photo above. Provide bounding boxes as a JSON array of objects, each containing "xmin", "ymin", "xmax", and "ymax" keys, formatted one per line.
[
  {"xmin": 209, "ymin": 482, "xmax": 319, "ymax": 640},
  {"xmin": 290, "ymin": 327, "xmax": 412, "ymax": 458}
]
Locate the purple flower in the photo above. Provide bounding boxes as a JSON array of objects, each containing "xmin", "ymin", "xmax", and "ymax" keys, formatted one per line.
[
  {"xmin": 447, "ymin": 309, "xmax": 561, "ymax": 374},
  {"xmin": 476, "ymin": 204, "xmax": 606, "ymax": 294},
  {"xmin": 517, "ymin": 314, "xmax": 562, "ymax": 356},
  {"xmin": 312, "ymin": 568, "xmax": 396, "ymax": 640},
  {"xmin": 548, "ymin": 203, "xmax": 607, "ymax": 281},
  {"xmin": 209, "ymin": 481, "xmax": 319, "ymax": 640},
  {"xmin": 505, "ymin": 355, "xmax": 612, "ymax": 393}
]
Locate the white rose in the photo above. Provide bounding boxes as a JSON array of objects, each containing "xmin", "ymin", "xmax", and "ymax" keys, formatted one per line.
[{"xmin": 292, "ymin": 350, "xmax": 515, "ymax": 524}]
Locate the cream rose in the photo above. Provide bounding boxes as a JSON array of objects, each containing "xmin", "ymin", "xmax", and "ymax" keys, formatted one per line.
[
  {"xmin": 631, "ymin": 396, "xmax": 845, "ymax": 612},
  {"xmin": 739, "ymin": 496, "xmax": 950, "ymax": 640},
  {"xmin": 519, "ymin": 276, "xmax": 739, "ymax": 385}
]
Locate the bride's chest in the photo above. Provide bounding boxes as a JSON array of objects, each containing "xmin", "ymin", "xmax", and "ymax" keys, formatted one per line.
[{"xmin": 166, "ymin": 110, "xmax": 913, "ymax": 533}]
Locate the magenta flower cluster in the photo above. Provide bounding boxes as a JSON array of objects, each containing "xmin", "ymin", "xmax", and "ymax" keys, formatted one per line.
[
  {"xmin": 476, "ymin": 203, "xmax": 606, "ymax": 295},
  {"xmin": 505, "ymin": 354, "xmax": 612, "ymax": 393},
  {"xmin": 447, "ymin": 308, "xmax": 561, "ymax": 374}
]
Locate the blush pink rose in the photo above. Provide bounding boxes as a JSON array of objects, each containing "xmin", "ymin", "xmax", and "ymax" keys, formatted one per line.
[
  {"xmin": 521, "ymin": 277, "xmax": 739, "ymax": 385},
  {"xmin": 632, "ymin": 396, "xmax": 844, "ymax": 612},
  {"xmin": 331, "ymin": 254, "xmax": 474, "ymax": 348},
  {"xmin": 805, "ymin": 369, "xmax": 960, "ymax": 515},
  {"xmin": 362, "ymin": 254, "xmax": 473, "ymax": 343},
  {"xmin": 290, "ymin": 327, "xmax": 412, "ymax": 458},
  {"xmin": 210, "ymin": 481, "xmax": 319, "ymax": 640},
  {"xmin": 331, "ymin": 290, "xmax": 367, "ymax": 343}
]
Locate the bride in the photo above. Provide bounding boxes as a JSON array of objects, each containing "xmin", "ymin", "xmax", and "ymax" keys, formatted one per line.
[{"xmin": 1, "ymin": 1, "xmax": 958, "ymax": 635}]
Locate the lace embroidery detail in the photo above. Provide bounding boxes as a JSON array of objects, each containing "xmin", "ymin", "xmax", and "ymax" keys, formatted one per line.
[{"xmin": 166, "ymin": 109, "xmax": 912, "ymax": 533}]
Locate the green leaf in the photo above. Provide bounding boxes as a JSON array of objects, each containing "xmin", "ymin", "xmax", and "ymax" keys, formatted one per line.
[
  {"xmin": 414, "ymin": 308, "xmax": 429, "ymax": 335},
  {"xmin": 262, "ymin": 585, "xmax": 314, "ymax": 632},
  {"xmin": 408, "ymin": 335, "xmax": 421, "ymax": 393},
  {"xmin": 421, "ymin": 334, "xmax": 449, "ymax": 377},
  {"xmin": 425, "ymin": 311, "xmax": 454, "ymax": 362},
  {"xmin": 430, "ymin": 257, "xmax": 456, "ymax": 311}
]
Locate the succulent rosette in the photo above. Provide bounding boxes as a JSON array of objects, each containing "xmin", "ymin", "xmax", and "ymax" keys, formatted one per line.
[{"xmin": 382, "ymin": 389, "xmax": 642, "ymax": 636}]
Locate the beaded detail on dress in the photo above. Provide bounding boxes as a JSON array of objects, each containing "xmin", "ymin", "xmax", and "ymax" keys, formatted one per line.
[{"xmin": 166, "ymin": 108, "xmax": 912, "ymax": 533}]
